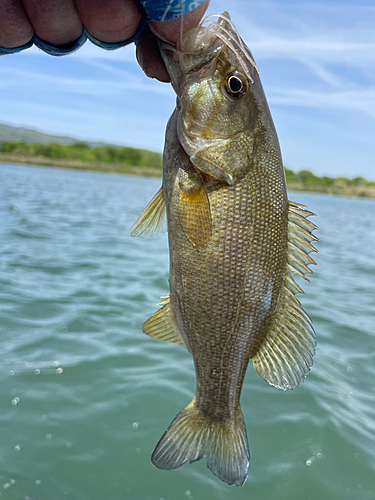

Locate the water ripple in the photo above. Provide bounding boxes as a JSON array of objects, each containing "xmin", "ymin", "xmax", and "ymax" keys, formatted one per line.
[{"xmin": 0, "ymin": 165, "xmax": 374, "ymax": 500}]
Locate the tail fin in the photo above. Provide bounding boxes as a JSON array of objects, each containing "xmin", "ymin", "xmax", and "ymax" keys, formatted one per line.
[{"xmin": 151, "ymin": 400, "xmax": 250, "ymax": 487}]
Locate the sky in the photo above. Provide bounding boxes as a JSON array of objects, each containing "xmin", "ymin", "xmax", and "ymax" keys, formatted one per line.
[{"xmin": 0, "ymin": 0, "xmax": 374, "ymax": 179}]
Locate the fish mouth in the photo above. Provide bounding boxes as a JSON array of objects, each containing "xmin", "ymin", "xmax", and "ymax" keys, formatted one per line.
[
  {"xmin": 158, "ymin": 37, "xmax": 223, "ymax": 98},
  {"xmin": 158, "ymin": 12, "xmax": 233, "ymax": 96},
  {"xmin": 158, "ymin": 12, "xmax": 259, "ymax": 96}
]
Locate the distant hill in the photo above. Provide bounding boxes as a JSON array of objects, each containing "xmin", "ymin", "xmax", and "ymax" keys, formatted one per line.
[{"xmin": 0, "ymin": 122, "xmax": 119, "ymax": 148}]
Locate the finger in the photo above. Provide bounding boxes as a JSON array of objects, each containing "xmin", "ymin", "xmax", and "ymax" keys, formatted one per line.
[
  {"xmin": 75, "ymin": 0, "xmax": 141, "ymax": 44},
  {"xmin": 136, "ymin": 27, "xmax": 170, "ymax": 82},
  {"xmin": 0, "ymin": 0, "xmax": 33, "ymax": 48},
  {"xmin": 22, "ymin": 0, "xmax": 82, "ymax": 47},
  {"xmin": 149, "ymin": 0, "xmax": 210, "ymax": 43},
  {"xmin": 137, "ymin": 0, "xmax": 210, "ymax": 82}
]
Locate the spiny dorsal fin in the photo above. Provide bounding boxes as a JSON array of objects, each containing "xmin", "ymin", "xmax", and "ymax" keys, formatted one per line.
[
  {"xmin": 130, "ymin": 186, "xmax": 166, "ymax": 238},
  {"xmin": 142, "ymin": 296, "xmax": 186, "ymax": 347},
  {"xmin": 178, "ymin": 170, "xmax": 212, "ymax": 250},
  {"xmin": 252, "ymin": 201, "xmax": 318, "ymax": 390}
]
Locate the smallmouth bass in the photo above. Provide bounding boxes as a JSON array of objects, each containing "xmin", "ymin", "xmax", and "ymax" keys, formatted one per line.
[{"xmin": 131, "ymin": 12, "xmax": 318, "ymax": 487}]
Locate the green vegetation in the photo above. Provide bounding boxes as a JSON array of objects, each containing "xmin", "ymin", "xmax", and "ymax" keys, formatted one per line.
[
  {"xmin": 285, "ymin": 168, "xmax": 375, "ymax": 197},
  {"xmin": 0, "ymin": 140, "xmax": 162, "ymax": 177},
  {"xmin": 0, "ymin": 140, "xmax": 374, "ymax": 197},
  {"xmin": 0, "ymin": 141, "xmax": 162, "ymax": 169}
]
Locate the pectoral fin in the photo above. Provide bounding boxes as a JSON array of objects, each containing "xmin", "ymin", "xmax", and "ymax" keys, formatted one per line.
[
  {"xmin": 252, "ymin": 202, "xmax": 318, "ymax": 390},
  {"xmin": 191, "ymin": 132, "xmax": 251, "ymax": 185},
  {"xmin": 142, "ymin": 296, "xmax": 186, "ymax": 347},
  {"xmin": 130, "ymin": 186, "xmax": 166, "ymax": 238},
  {"xmin": 178, "ymin": 169, "xmax": 212, "ymax": 250}
]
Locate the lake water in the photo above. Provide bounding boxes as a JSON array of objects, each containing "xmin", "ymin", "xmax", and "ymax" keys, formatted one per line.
[{"xmin": 0, "ymin": 162, "xmax": 374, "ymax": 500}]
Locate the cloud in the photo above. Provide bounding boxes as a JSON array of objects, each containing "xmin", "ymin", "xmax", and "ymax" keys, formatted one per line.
[
  {"xmin": 0, "ymin": 60, "xmax": 170, "ymax": 97},
  {"xmin": 227, "ymin": 0, "xmax": 375, "ymax": 93},
  {"xmin": 247, "ymin": 35, "xmax": 375, "ymax": 68},
  {"xmin": 268, "ymin": 85, "xmax": 375, "ymax": 118}
]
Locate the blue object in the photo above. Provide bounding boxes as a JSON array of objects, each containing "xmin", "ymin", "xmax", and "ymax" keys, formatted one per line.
[
  {"xmin": 0, "ymin": 40, "xmax": 33, "ymax": 55},
  {"xmin": 0, "ymin": 32, "xmax": 87, "ymax": 57},
  {"xmin": 139, "ymin": 0, "xmax": 206, "ymax": 21},
  {"xmin": 32, "ymin": 31, "xmax": 87, "ymax": 56},
  {"xmin": 0, "ymin": 15, "xmax": 146, "ymax": 56}
]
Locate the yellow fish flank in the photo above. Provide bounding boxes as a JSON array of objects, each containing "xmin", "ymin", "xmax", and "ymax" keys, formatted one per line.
[{"xmin": 131, "ymin": 12, "xmax": 318, "ymax": 487}]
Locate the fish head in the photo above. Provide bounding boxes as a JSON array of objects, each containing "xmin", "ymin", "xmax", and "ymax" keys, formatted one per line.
[{"xmin": 159, "ymin": 12, "xmax": 278, "ymax": 185}]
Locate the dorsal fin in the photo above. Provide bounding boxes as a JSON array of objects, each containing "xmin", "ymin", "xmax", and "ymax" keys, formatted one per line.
[
  {"xmin": 252, "ymin": 201, "xmax": 318, "ymax": 390},
  {"xmin": 130, "ymin": 187, "xmax": 167, "ymax": 238}
]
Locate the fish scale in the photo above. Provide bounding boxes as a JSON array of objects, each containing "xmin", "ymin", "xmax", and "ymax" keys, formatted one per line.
[{"xmin": 130, "ymin": 11, "xmax": 317, "ymax": 487}]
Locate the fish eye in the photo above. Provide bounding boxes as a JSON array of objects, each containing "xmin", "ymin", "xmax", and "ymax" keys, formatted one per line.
[{"xmin": 225, "ymin": 72, "xmax": 248, "ymax": 98}]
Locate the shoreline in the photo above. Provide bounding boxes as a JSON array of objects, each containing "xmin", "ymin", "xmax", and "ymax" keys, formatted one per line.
[
  {"xmin": 2, "ymin": 153, "xmax": 374, "ymax": 199},
  {"xmin": 0, "ymin": 153, "xmax": 162, "ymax": 178},
  {"xmin": 285, "ymin": 182, "xmax": 375, "ymax": 198}
]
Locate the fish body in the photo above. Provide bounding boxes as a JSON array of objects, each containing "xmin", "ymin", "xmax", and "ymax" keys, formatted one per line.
[{"xmin": 131, "ymin": 12, "xmax": 317, "ymax": 487}]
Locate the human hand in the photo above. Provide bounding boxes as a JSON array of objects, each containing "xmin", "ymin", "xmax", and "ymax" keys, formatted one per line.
[{"xmin": 0, "ymin": 0, "xmax": 210, "ymax": 82}]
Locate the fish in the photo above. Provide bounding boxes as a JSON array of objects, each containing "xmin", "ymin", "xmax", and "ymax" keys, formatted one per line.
[{"xmin": 130, "ymin": 12, "xmax": 318, "ymax": 487}]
